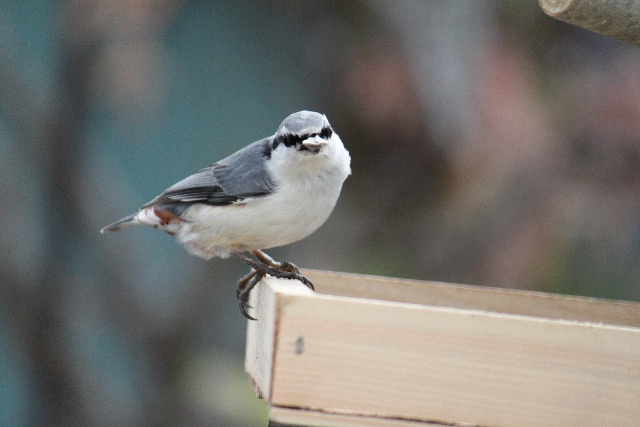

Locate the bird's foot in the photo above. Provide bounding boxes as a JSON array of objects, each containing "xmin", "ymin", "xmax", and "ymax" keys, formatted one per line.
[
  {"xmin": 265, "ymin": 265, "xmax": 314, "ymax": 291},
  {"xmin": 250, "ymin": 250, "xmax": 313, "ymax": 290},
  {"xmin": 232, "ymin": 250, "xmax": 315, "ymax": 320}
]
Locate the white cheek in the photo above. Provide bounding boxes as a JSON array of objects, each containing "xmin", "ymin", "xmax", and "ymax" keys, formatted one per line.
[{"xmin": 268, "ymin": 136, "xmax": 350, "ymax": 185}]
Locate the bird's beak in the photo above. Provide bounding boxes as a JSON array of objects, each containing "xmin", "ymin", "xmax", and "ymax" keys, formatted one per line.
[{"xmin": 301, "ymin": 136, "xmax": 327, "ymax": 153}]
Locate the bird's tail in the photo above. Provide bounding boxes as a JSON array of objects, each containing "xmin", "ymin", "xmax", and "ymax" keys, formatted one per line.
[{"xmin": 100, "ymin": 213, "xmax": 139, "ymax": 234}]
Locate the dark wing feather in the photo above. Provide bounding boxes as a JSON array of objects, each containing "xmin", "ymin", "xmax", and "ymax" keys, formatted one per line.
[
  {"xmin": 212, "ymin": 137, "xmax": 275, "ymax": 196},
  {"xmin": 141, "ymin": 137, "xmax": 275, "ymax": 209}
]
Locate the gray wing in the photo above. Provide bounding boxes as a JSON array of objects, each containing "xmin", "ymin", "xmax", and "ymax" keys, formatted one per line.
[{"xmin": 141, "ymin": 137, "xmax": 276, "ymax": 208}]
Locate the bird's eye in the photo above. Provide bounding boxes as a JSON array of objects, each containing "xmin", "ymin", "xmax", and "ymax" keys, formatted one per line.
[
  {"xmin": 320, "ymin": 126, "xmax": 333, "ymax": 139},
  {"xmin": 280, "ymin": 134, "xmax": 302, "ymax": 147}
]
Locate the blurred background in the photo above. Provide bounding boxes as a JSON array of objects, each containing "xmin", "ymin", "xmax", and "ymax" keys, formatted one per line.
[{"xmin": 1, "ymin": 0, "xmax": 639, "ymax": 426}]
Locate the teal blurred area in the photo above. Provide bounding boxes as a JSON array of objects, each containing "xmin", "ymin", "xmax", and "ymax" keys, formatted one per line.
[{"xmin": 1, "ymin": 1, "xmax": 639, "ymax": 426}]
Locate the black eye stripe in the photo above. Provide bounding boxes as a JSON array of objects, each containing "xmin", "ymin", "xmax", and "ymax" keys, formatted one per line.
[
  {"xmin": 274, "ymin": 134, "xmax": 299, "ymax": 149},
  {"xmin": 286, "ymin": 134, "xmax": 303, "ymax": 146},
  {"xmin": 320, "ymin": 126, "xmax": 333, "ymax": 139},
  {"xmin": 274, "ymin": 126, "xmax": 333, "ymax": 150}
]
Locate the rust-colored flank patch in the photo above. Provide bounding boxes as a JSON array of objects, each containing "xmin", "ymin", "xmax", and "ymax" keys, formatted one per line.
[{"xmin": 153, "ymin": 206, "xmax": 184, "ymax": 226}]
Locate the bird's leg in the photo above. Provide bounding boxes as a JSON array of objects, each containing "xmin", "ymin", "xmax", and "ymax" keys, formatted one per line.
[
  {"xmin": 251, "ymin": 249, "xmax": 301, "ymax": 274},
  {"xmin": 251, "ymin": 249, "xmax": 282, "ymax": 268},
  {"xmin": 231, "ymin": 250, "xmax": 314, "ymax": 291}
]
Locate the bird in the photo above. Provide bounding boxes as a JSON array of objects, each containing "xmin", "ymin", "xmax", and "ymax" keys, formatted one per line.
[{"xmin": 101, "ymin": 111, "xmax": 351, "ymax": 320}]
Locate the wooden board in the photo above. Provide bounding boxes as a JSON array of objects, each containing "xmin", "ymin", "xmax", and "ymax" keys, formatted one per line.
[{"xmin": 245, "ymin": 270, "xmax": 640, "ymax": 427}]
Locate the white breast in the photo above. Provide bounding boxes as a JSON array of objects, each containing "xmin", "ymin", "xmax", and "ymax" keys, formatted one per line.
[{"xmin": 175, "ymin": 134, "xmax": 351, "ymax": 259}]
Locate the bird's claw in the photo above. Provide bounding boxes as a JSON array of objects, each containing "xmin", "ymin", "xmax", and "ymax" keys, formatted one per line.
[
  {"xmin": 298, "ymin": 275, "xmax": 315, "ymax": 291},
  {"xmin": 236, "ymin": 269, "xmax": 264, "ymax": 320},
  {"xmin": 239, "ymin": 301, "xmax": 257, "ymax": 321},
  {"xmin": 274, "ymin": 261, "xmax": 314, "ymax": 291}
]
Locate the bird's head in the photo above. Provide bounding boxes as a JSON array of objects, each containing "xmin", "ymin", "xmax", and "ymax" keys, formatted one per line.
[
  {"xmin": 273, "ymin": 111, "xmax": 334, "ymax": 155},
  {"xmin": 267, "ymin": 111, "xmax": 350, "ymax": 183}
]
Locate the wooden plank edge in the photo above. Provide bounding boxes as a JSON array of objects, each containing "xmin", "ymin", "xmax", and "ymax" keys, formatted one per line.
[
  {"xmin": 268, "ymin": 276, "xmax": 638, "ymax": 334},
  {"xmin": 245, "ymin": 277, "xmax": 316, "ymax": 400},
  {"xmin": 269, "ymin": 406, "xmax": 472, "ymax": 427},
  {"xmin": 300, "ymin": 269, "xmax": 640, "ymax": 328}
]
